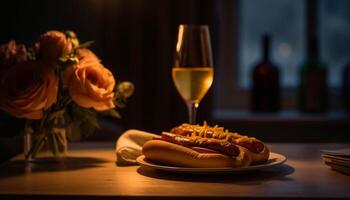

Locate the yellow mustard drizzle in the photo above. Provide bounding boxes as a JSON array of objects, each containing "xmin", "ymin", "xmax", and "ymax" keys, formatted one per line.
[{"xmin": 179, "ymin": 122, "xmax": 256, "ymax": 144}]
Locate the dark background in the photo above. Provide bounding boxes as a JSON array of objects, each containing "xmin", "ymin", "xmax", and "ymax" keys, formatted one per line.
[
  {"xmin": 0, "ymin": 0, "xmax": 216, "ymax": 132},
  {"xmin": 0, "ymin": 0, "xmax": 349, "ymax": 162}
]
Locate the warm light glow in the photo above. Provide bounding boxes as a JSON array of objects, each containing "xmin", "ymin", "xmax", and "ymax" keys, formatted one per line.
[
  {"xmin": 176, "ymin": 25, "xmax": 184, "ymax": 53},
  {"xmin": 278, "ymin": 42, "xmax": 292, "ymax": 58}
]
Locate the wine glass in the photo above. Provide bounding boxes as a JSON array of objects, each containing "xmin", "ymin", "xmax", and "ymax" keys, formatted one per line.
[{"xmin": 172, "ymin": 24, "xmax": 214, "ymax": 124}]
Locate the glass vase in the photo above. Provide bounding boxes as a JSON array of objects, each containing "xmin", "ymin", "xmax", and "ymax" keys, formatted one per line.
[{"xmin": 24, "ymin": 116, "xmax": 68, "ymax": 162}]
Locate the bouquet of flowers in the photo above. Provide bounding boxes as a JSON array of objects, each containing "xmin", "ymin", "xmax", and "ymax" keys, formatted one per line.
[{"xmin": 0, "ymin": 30, "xmax": 134, "ymax": 160}]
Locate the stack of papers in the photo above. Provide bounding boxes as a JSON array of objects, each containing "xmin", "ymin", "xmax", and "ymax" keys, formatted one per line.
[{"xmin": 321, "ymin": 148, "xmax": 350, "ymax": 175}]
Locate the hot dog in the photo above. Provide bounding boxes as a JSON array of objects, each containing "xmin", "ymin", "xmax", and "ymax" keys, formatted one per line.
[
  {"xmin": 142, "ymin": 132, "xmax": 252, "ymax": 168},
  {"xmin": 170, "ymin": 123, "xmax": 270, "ymax": 165}
]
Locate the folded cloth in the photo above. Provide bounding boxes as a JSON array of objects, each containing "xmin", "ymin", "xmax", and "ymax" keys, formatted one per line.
[
  {"xmin": 115, "ymin": 129, "xmax": 157, "ymax": 166},
  {"xmin": 321, "ymin": 148, "xmax": 350, "ymax": 157},
  {"xmin": 321, "ymin": 148, "xmax": 350, "ymax": 175}
]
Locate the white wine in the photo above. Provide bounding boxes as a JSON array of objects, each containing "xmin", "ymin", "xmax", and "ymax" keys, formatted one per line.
[{"xmin": 172, "ymin": 67, "xmax": 214, "ymax": 104}]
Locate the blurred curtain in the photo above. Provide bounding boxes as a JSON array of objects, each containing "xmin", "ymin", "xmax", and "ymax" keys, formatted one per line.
[{"xmin": 109, "ymin": 0, "xmax": 219, "ymax": 133}]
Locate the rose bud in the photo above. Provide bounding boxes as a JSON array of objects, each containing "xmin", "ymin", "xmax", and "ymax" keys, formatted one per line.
[
  {"xmin": 118, "ymin": 81, "xmax": 134, "ymax": 98},
  {"xmin": 37, "ymin": 30, "xmax": 72, "ymax": 64}
]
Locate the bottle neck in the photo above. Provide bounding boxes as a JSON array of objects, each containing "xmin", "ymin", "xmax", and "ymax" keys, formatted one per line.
[
  {"xmin": 262, "ymin": 35, "xmax": 270, "ymax": 62},
  {"xmin": 307, "ymin": 35, "xmax": 319, "ymax": 63},
  {"xmin": 306, "ymin": 0, "xmax": 319, "ymax": 64}
]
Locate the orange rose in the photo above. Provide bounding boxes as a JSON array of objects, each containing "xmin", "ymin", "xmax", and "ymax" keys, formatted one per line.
[
  {"xmin": 76, "ymin": 48, "xmax": 100, "ymax": 67},
  {"xmin": 64, "ymin": 49, "xmax": 115, "ymax": 111},
  {"xmin": 0, "ymin": 61, "xmax": 58, "ymax": 119},
  {"xmin": 37, "ymin": 31, "xmax": 72, "ymax": 63}
]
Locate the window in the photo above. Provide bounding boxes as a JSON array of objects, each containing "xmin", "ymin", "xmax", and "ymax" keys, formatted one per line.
[
  {"xmin": 239, "ymin": 0, "xmax": 350, "ymax": 89},
  {"xmin": 239, "ymin": 0, "xmax": 305, "ymax": 88},
  {"xmin": 214, "ymin": 0, "xmax": 350, "ymax": 116},
  {"xmin": 320, "ymin": 0, "xmax": 350, "ymax": 87}
]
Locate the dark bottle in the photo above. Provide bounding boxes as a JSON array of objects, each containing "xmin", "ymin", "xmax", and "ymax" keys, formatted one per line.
[
  {"xmin": 298, "ymin": 35, "xmax": 328, "ymax": 113},
  {"xmin": 251, "ymin": 35, "xmax": 280, "ymax": 112},
  {"xmin": 342, "ymin": 62, "xmax": 350, "ymax": 113}
]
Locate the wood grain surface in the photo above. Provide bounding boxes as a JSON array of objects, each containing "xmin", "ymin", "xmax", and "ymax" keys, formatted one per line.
[{"xmin": 0, "ymin": 142, "xmax": 349, "ymax": 200}]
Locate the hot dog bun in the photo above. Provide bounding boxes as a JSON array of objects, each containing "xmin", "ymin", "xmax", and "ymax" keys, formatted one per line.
[
  {"xmin": 142, "ymin": 140, "xmax": 252, "ymax": 168},
  {"xmin": 170, "ymin": 123, "xmax": 270, "ymax": 165},
  {"xmin": 233, "ymin": 137, "xmax": 270, "ymax": 165},
  {"xmin": 249, "ymin": 144, "xmax": 270, "ymax": 165}
]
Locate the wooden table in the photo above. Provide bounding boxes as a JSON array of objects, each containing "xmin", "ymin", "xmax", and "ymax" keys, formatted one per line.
[{"xmin": 0, "ymin": 142, "xmax": 349, "ymax": 200}]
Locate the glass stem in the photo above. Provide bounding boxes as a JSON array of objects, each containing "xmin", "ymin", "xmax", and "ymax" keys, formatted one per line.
[{"xmin": 187, "ymin": 102, "xmax": 199, "ymax": 124}]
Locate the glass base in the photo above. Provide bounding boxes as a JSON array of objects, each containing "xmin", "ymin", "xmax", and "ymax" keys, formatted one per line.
[{"xmin": 24, "ymin": 127, "xmax": 68, "ymax": 162}]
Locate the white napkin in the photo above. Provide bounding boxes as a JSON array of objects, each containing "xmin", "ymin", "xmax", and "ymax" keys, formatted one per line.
[{"xmin": 115, "ymin": 129, "xmax": 157, "ymax": 166}]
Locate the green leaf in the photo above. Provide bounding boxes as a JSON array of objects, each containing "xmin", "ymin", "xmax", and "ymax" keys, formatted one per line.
[
  {"xmin": 58, "ymin": 57, "xmax": 68, "ymax": 63},
  {"xmin": 77, "ymin": 41, "xmax": 94, "ymax": 49},
  {"xmin": 85, "ymin": 113, "xmax": 100, "ymax": 128},
  {"xmin": 65, "ymin": 30, "xmax": 77, "ymax": 38},
  {"xmin": 64, "ymin": 104, "xmax": 102, "ymax": 140},
  {"xmin": 79, "ymin": 120, "xmax": 97, "ymax": 137},
  {"xmin": 114, "ymin": 98, "xmax": 126, "ymax": 108},
  {"xmin": 108, "ymin": 109, "xmax": 121, "ymax": 118},
  {"xmin": 68, "ymin": 56, "xmax": 79, "ymax": 63},
  {"xmin": 47, "ymin": 110, "xmax": 65, "ymax": 123},
  {"xmin": 59, "ymin": 55, "xmax": 79, "ymax": 67},
  {"xmin": 100, "ymin": 109, "xmax": 121, "ymax": 118},
  {"xmin": 66, "ymin": 121, "xmax": 81, "ymax": 142},
  {"xmin": 27, "ymin": 47, "xmax": 37, "ymax": 61}
]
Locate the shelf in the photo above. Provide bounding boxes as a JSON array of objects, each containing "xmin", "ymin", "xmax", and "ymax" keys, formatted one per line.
[{"xmin": 213, "ymin": 109, "xmax": 350, "ymax": 123}]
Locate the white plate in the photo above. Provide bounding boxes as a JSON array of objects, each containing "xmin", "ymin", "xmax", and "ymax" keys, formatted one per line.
[{"xmin": 136, "ymin": 152, "xmax": 287, "ymax": 173}]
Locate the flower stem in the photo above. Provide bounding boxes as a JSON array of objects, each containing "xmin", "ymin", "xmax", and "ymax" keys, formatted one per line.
[
  {"xmin": 50, "ymin": 129, "xmax": 59, "ymax": 156},
  {"xmin": 25, "ymin": 132, "xmax": 46, "ymax": 160}
]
